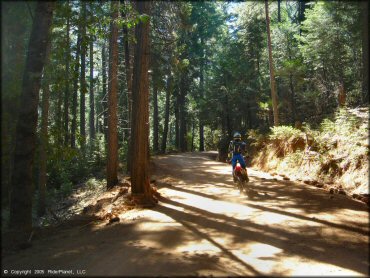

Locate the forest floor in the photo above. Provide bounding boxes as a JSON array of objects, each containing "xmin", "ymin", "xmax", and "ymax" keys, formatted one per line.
[{"xmin": 2, "ymin": 152, "xmax": 369, "ymax": 276}]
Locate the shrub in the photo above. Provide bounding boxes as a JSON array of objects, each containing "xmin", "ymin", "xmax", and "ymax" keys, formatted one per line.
[{"xmin": 269, "ymin": 126, "xmax": 302, "ymax": 141}]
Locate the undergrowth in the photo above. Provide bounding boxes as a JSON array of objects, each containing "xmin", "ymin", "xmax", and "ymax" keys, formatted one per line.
[{"xmin": 249, "ymin": 107, "xmax": 369, "ymax": 195}]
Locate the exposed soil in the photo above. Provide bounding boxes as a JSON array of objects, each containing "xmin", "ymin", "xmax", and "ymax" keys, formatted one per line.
[{"xmin": 2, "ymin": 152, "xmax": 369, "ymax": 276}]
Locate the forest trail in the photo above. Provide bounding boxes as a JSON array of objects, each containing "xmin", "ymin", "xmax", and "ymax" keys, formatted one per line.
[{"xmin": 2, "ymin": 152, "xmax": 369, "ymax": 276}]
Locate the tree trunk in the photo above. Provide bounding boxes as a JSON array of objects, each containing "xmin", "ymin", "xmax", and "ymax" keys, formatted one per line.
[
  {"xmin": 71, "ymin": 34, "xmax": 81, "ymax": 149},
  {"xmin": 199, "ymin": 41, "xmax": 205, "ymax": 152},
  {"xmin": 152, "ymin": 81, "xmax": 159, "ymax": 153},
  {"xmin": 38, "ymin": 85, "xmax": 50, "ymax": 217},
  {"xmin": 64, "ymin": 4, "xmax": 70, "ymax": 146},
  {"xmin": 278, "ymin": 0, "xmax": 281, "ymax": 22},
  {"xmin": 161, "ymin": 74, "xmax": 171, "ymax": 153},
  {"xmin": 89, "ymin": 36, "xmax": 95, "ymax": 143},
  {"xmin": 265, "ymin": 0, "xmax": 279, "ymax": 126},
  {"xmin": 106, "ymin": 1, "xmax": 119, "ymax": 189},
  {"xmin": 130, "ymin": 1, "xmax": 155, "ymax": 206},
  {"xmin": 80, "ymin": 1, "xmax": 87, "ymax": 152},
  {"xmin": 174, "ymin": 87, "xmax": 180, "ymax": 150},
  {"xmin": 101, "ymin": 41, "xmax": 108, "ymax": 143},
  {"xmin": 362, "ymin": 0, "xmax": 369, "ymax": 104},
  {"xmin": 298, "ymin": 0, "xmax": 307, "ymax": 35},
  {"xmin": 179, "ymin": 76, "xmax": 187, "ymax": 152},
  {"xmin": 123, "ymin": 5, "xmax": 133, "ymax": 174},
  {"xmin": 9, "ymin": 2, "xmax": 55, "ymax": 234},
  {"xmin": 56, "ymin": 88, "xmax": 62, "ymax": 145},
  {"xmin": 289, "ymin": 73, "xmax": 296, "ymax": 125}
]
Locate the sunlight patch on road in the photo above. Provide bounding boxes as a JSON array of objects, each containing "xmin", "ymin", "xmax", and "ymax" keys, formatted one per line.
[
  {"xmin": 232, "ymin": 243, "xmax": 282, "ymax": 273},
  {"xmin": 231, "ymin": 243, "xmax": 363, "ymax": 276},
  {"xmin": 161, "ymin": 187, "xmax": 258, "ymax": 217},
  {"xmin": 175, "ymin": 241, "xmax": 221, "ymax": 253},
  {"xmin": 275, "ymin": 256, "xmax": 364, "ymax": 276}
]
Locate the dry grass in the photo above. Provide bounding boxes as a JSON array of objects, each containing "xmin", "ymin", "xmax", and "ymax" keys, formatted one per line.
[{"xmin": 251, "ymin": 107, "xmax": 369, "ymax": 198}]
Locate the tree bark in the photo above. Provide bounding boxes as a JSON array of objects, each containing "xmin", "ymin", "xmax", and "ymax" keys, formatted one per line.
[
  {"xmin": 265, "ymin": 0, "xmax": 279, "ymax": 126},
  {"xmin": 174, "ymin": 87, "xmax": 180, "ymax": 150},
  {"xmin": 80, "ymin": 1, "xmax": 87, "ymax": 152},
  {"xmin": 152, "ymin": 81, "xmax": 159, "ymax": 153},
  {"xmin": 101, "ymin": 41, "xmax": 108, "ymax": 143},
  {"xmin": 123, "ymin": 4, "xmax": 133, "ymax": 174},
  {"xmin": 130, "ymin": 1, "xmax": 155, "ymax": 206},
  {"xmin": 199, "ymin": 40, "xmax": 205, "ymax": 152},
  {"xmin": 37, "ymin": 39, "xmax": 53, "ymax": 217},
  {"xmin": 362, "ymin": 0, "xmax": 369, "ymax": 104},
  {"xmin": 106, "ymin": 0, "xmax": 119, "ymax": 189},
  {"xmin": 71, "ymin": 34, "xmax": 81, "ymax": 148},
  {"xmin": 161, "ymin": 74, "xmax": 171, "ymax": 153},
  {"xmin": 89, "ymin": 36, "xmax": 95, "ymax": 143},
  {"xmin": 63, "ymin": 2, "xmax": 70, "ymax": 146},
  {"xmin": 179, "ymin": 77, "xmax": 187, "ymax": 152},
  {"xmin": 38, "ymin": 86, "xmax": 50, "ymax": 217},
  {"xmin": 9, "ymin": 1, "xmax": 55, "ymax": 234}
]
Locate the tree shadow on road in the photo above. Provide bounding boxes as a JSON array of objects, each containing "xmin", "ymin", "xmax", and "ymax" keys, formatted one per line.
[{"xmin": 153, "ymin": 195, "xmax": 369, "ymax": 276}]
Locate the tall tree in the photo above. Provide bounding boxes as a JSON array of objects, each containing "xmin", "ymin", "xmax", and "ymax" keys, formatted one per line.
[
  {"xmin": 80, "ymin": 1, "xmax": 87, "ymax": 152},
  {"xmin": 101, "ymin": 40, "xmax": 108, "ymax": 142},
  {"xmin": 1, "ymin": 2, "xmax": 31, "ymax": 206},
  {"xmin": 63, "ymin": 1, "xmax": 70, "ymax": 146},
  {"xmin": 89, "ymin": 36, "xmax": 95, "ymax": 143},
  {"xmin": 130, "ymin": 1, "xmax": 155, "ymax": 206},
  {"xmin": 71, "ymin": 34, "xmax": 81, "ymax": 148},
  {"xmin": 152, "ymin": 79, "xmax": 159, "ymax": 153},
  {"xmin": 106, "ymin": 0, "xmax": 119, "ymax": 189},
  {"xmin": 9, "ymin": 1, "xmax": 55, "ymax": 235},
  {"xmin": 265, "ymin": 0, "xmax": 279, "ymax": 126},
  {"xmin": 362, "ymin": 0, "xmax": 369, "ymax": 103},
  {"xmin": 123, "ymin": 2, "xmax": 133, "ymax": 174},
  {"xmin": 161, "ymin": 73, "xmax": 172, "ymax": 153}
]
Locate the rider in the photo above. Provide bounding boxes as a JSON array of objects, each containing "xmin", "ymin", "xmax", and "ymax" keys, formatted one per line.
[{"xmin": 228, "ymin": 132, "xmax": 247, "ymax": 183}]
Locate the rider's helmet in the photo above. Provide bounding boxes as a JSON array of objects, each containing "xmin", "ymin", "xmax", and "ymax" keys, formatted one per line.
[{"xmin": 233, "ymin": 132, "xmax": 241, "ymax": 141}]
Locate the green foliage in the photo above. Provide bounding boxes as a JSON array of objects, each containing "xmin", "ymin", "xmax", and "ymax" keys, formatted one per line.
[
  {"xmin": 247, "ymin": 129, "xmax": 267, "ymax": 149},
  {"xmin": 269, "ymin": 126, "xmax": 302, "ymax": 141}
]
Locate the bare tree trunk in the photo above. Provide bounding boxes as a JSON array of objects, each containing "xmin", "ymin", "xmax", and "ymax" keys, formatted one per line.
[
  {"xmin": 80, "ymin": 1, "xmax": 87, "ymax": 152},
  {"xmin": 64, "ymin": 4, "xmax": 70, "ymax": 146},
  {"xmin": 152, "ymin": 81, "xmax": 159, "ymax": 153},
  {"xmin": 38, "ymin": 86, "xmax": 50, "ymax": 217},
  {"xmin": 9, "ymin": 2, "xmax": 55, "ymax": 234},
  {"xmin": 362, "ymin": 0, "xmax": 369, "ymax": 104},
  {"xmin": 179, "ymin": 83, "xmax": 187, "ymax": 152},
  {"xmin": 161, "ymin": 74, "xmax": 171, "ymax": 153},
  {"xmin": 289, "ymin": 74, "xmax": 296, "ymax": 125},
  {"xmin": 174, "ymin": 87, "xmax": 180, "ymax": 150},
  {"xmin": 123, "ymin": 4, "xmax": 133, "ymax": 174},
  {"xmin": 278, "ymin": 0, "xmax": 281, "ymax": 22},
  {"xmin": 130, "ymin": 1, "xmax": 155, "ymax": 206},
  {"xmin": 199, "ymin": 41, "xmax": 205, "ymax": 152},
  {"xmin": 71, "ymin": 34, "xmax": 81, "ymax": 148},
  {"xmin": 37, "ymin": 40, "xmax": 52, "ymax": 217},
  {"xmin": 106, "ymin": 0, "xmax": 119, "ymax": 189},
  {"xmin": 89, "ymin": 37, "xmax": 95, "ymax": 143},
  {"xmin": 101, "ymin": 41, "xmax": 108, "ymax": 143},
  {"xmin": 56, "ymin": 89, "xmax": 62, "ymax": 145},
  {"xmin": 265, "ymin": 0, "xmax": 279, "ymax": 126}
]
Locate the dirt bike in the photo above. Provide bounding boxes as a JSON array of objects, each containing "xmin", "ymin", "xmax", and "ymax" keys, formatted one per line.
[{"xmin": 233, "ymin": 162, "xmax": 249, "ymax": 194}]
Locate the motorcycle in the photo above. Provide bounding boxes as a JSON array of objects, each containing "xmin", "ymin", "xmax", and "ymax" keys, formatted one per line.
[{"xmin": 233, "ymin": 162, "xmax": 249, "ymax": 194}]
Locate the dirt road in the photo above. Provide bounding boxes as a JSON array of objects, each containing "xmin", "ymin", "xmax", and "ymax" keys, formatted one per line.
[{"xmin": 2, "ymin": 152, "xmax": 369, "ymax": 276}]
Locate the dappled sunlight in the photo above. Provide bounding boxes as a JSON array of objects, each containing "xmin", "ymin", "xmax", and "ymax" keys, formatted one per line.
[
  {"xmin": 4, "ymin": 153, "xmax": 367, "ymax": 276},
  {"xmin": 159, "ymin": 187, "xmax": 258, "ymax": 219},
  {"xmin": 149, "ymin": 153, "xmax": 369, "ymax": 276}
]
